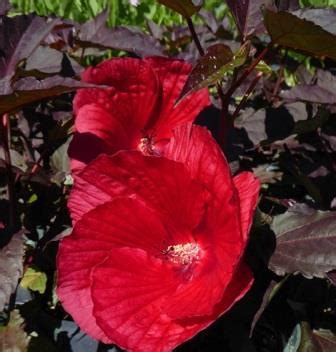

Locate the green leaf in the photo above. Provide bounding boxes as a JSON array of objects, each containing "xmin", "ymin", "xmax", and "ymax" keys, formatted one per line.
[
  {"xmin": 157, "ymin": 0, "xmax": 201, "ymax": 18},
  {"xmin": 264, "ymin": 9, "xmax": 336, "ymax": 61},
  {"xmin": 20, "ymin": 267, "xmax": 47, "ymax": 294}
]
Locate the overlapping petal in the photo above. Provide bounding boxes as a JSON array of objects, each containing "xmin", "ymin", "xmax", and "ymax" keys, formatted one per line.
[
  {"xmin": 70, "ymin": 57, "xmax": 210, "ymax": 173},
  {"xmin": 58, "ymin": 123, "xmax": 259, "ymax": 351}
]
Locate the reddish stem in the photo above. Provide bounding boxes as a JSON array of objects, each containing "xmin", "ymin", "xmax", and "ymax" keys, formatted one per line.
[
  {"xmin": 225, "ymin": 45, "xmax": 270, "ymax": 99},
  {"xmin": 231, "ymin": 72, "xmax": 263, "ymax": 122},
  {"xmin": 1, "ymin": 114, "xmax": 15, "ymax": 227},
  {"xmin": 186, "ymin": 17, "xmax": 205, "ymax": 56}
]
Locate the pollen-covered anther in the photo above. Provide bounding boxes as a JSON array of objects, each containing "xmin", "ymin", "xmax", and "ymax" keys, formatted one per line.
[
  {"xmin": 164, "ymin": 243, "xmax": 200, "ymax": 265},
  {"xmin": 138, "ymin": 136, "xmax": 155, "ymax": 155}
]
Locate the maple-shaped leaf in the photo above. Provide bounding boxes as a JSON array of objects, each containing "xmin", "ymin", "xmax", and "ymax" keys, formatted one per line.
[
  {"xmin": 0, "ymin": 310, "xmax": 30, "ymax": 352},
  {"xmin": 281, "ymin": 69, "xmax": 336, "ymax": 104},
  {"xmin": 264, "ymin": 9, "xmax": 336, "ymax": 61},
  {"xmin": 0, "ymin": 14, "xmax": 58, "ymax": 94},
  {"xmin": 76, "ymin": 10, "xmax": 163, "ymax": 57},
  {"xmin": 0, "ymin": 76, "xmax": 102, "ymax": 115},
  {"xmin": 226, "ymin": 0, "xmax": 274, "ymax": 39},
  {"xmin": 157, "ymin": 0, "xmax": 201, "ymax": 18},
  {"xmin": 0, "ymin": 231, "xmax": 25, "ymax": 311},
  {"xmin": 177, "ymin": 43, "xmax": 234, "ymax": 102},
  {"xmin": 269, "ymin": 203, "xmax": 336, "ymax": 278}
]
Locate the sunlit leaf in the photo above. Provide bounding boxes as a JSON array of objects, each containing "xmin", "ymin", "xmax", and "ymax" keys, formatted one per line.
[
  {"xmin": 177, "ymin": 43, "xmax": 234, "ymax": 102},
  {"xmin": 264, "ymin": 9, "xmax": 336, "ymax": 60},
  {"xmin": 269, "ymin": 203, "xmax": 336, "ymax": 278},
  {"xmin": 157, "ymin": 0, "xmax": 201, "ymax": 18},
  {"xmin": 0, "ymin": 232, "xmax": 25, "ymax": 311},
  {"xmin": 20, "ymin": 267, "xmax": 47, "ymax": 294}
]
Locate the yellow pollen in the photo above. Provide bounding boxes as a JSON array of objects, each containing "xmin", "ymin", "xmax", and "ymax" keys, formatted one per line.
[
  {"xmin": 163, "ymin": 243, "xmax": 200, "ymax": 265},
  {"xmin": 138, "ymin": 137, "xmax": 155, "ymax": 155}
]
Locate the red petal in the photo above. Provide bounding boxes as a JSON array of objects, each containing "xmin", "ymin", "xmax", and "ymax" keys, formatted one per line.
[
  {"xmin": 91, "ymin": 247, "xmax": 178, "ymax": 351},
  {"xmin": 69, "ymin": 104, "xmax": 132, "ymax": 173},
  {"xmin": 74, "ymin": 58, "xmax": 158, "ymax": 118},
  {"xmin": 164, "ymin": 123, "xmax": 244, "ymax": 263},
  {"xmin": 58, "ymin": 197, "xmax": 176, "ymax": 343},
  {"xmin": 70, "ymin": 58, "xmax": 159, "ymax": 171},
  {"xmin": 233, "ymin": 172, "xmax": 260, "ymax": 240},
  {"xmin": 57, "ymin": 232, "xmax": 112, "ymax": 343},
  {"xmin": 69, "ymin": 151, "xmax": 207, "ymax": 227},
  {"xmin": 144, "ymin": 57, "xmax": 210, "ymax": 140}
]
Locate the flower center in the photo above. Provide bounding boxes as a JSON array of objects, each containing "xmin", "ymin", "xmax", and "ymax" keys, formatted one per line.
[
  {"xmin": 138, "ymin": 136, "xmax": 155, "ymax": 155},
  {"xmin": 163, "ymin": 243, "xmax": 200, "ymax": 265}
]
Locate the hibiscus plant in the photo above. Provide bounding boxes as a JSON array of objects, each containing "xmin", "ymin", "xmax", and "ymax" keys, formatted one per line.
[{"xmin": 1, "ymin": 0, "xmax": 336, "ymax": 351}]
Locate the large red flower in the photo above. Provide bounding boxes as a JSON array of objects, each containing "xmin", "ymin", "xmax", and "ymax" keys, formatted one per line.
[
  {"xmin": 69, "ymin": 57, "xmax": 210, "ymax": 173},
  {"xmin": 57, "ymin": 124, "xmax": 260, "ymax": 351}
]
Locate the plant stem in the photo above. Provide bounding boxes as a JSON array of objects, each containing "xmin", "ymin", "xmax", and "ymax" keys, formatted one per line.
[
  {"xmin": 231, "ymin": 71, "xmax": 263, "ymax": 122},
  {"xmin": 224, "ymin": 45, "xmax": 270, "ymax": 99},
  {"xmin": 1, "ymin": 114, "xmax": 15, "ymax": 227},
  {"xmin": 186, "ymin": 16, "xmax": 228, "ymax": 146},
  {"xmin": 186, "ymin": 17, "xmax": 204, "ymax": 56}
]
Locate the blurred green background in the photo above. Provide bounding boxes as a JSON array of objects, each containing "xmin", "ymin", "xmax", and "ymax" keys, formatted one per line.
[{"xmin": 9, "ymin": 0, "xmax": 336, "ymax": 28}]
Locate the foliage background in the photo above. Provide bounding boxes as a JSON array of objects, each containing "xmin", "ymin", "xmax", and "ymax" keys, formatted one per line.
[{"xmin": 1, "ymin": 0, "xmax": 336, "ymax": 351}]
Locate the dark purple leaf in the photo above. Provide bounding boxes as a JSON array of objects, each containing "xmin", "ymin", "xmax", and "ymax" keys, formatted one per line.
[
  {"xmin": 198, "ymin": 9, "xmax": 219, "ymax": 33},
  {"xmin": 177, "ymin": 43, "xmax": 234, "ymax": 102},
  {"xmin": 277, "ymin": 0, "xmax": 300, "ymax": 11},
  {"xmin": 76, "ymin": 10, "xmax": 163, "ymax": 57},
  {"xmin": 293, "ymin": 8, "xmax": 336, "ymax": 35},
  {"xmin": 235, "ymin": 108, "xmax": 267, "ymax": 145},
  {"xmin": 0, "ymin": 231, "xmax": 25, "ymax": 311},
  {"xmin": 0, "ymin": 76, "xmax": 101, "ymax": 114},
  {"xmin": 269, "ymin": 203, "xmax": 336, "ymax": 278},
  {"xmin": 264, "ymin": 10, "xmax": 336, "ymax": 61},
  {"xmin": 157, "ymin": 0, "xmax": 201, "ymax": 18},
  {"xmin": 225, "ymin": 0, "xmax": 275, "ymax": 39},
  {"xmin": 281, "ymin": 70, "xmax": 336, "ymax": 104},
  {"xmin": 0, "ymin": 15, "xmax": 58, "ymax": 93},
  {"xmin": 0, "ymin": 0, "xmax": 11, "ymax": 15}
]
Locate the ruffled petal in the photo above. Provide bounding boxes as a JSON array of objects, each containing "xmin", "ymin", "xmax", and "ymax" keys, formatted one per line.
[
  {"xmin": 57, "ymin": 232, "xmax": 112, "ymax": 343},
  {"xmin": 164, "ymin": 123, "xmax": 244, "ymax": 262},
  {"xmin": 69, "ymin": 151, "xmax": 207, "ymax": 228},
  {"xmin": 144, "ymin": 57, "xmax": 211, "ymax": 140},
  {"xmin": 91, "ymin": 247, "xmax": 179, "ymax": 351},
  {"xmin": 233, "ymin": 172, "xmax": 260, "ymax": 241},
  {"xmin": 74, "ymin": 57, "xmax": 158, "ymax": 120},
  {"xmin": 70, "ymin": 58, "xmax": 159, "ymax": 171},
  {"xmin": 57, "ymin": 197, "xmax": 172, "ymax": 343},
  {"xmin": 69, "ymin": 104, "xmax": 132, "ymax": 173}
]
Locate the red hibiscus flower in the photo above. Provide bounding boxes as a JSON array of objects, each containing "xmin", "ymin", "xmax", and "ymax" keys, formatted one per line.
[
  {"xmin": 57, "ymin": 123, "xmax": 260, "ymax": 351},
  {"xmin": 69, "ymin": 57, "xmax": 210, "ymax": 173}
]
